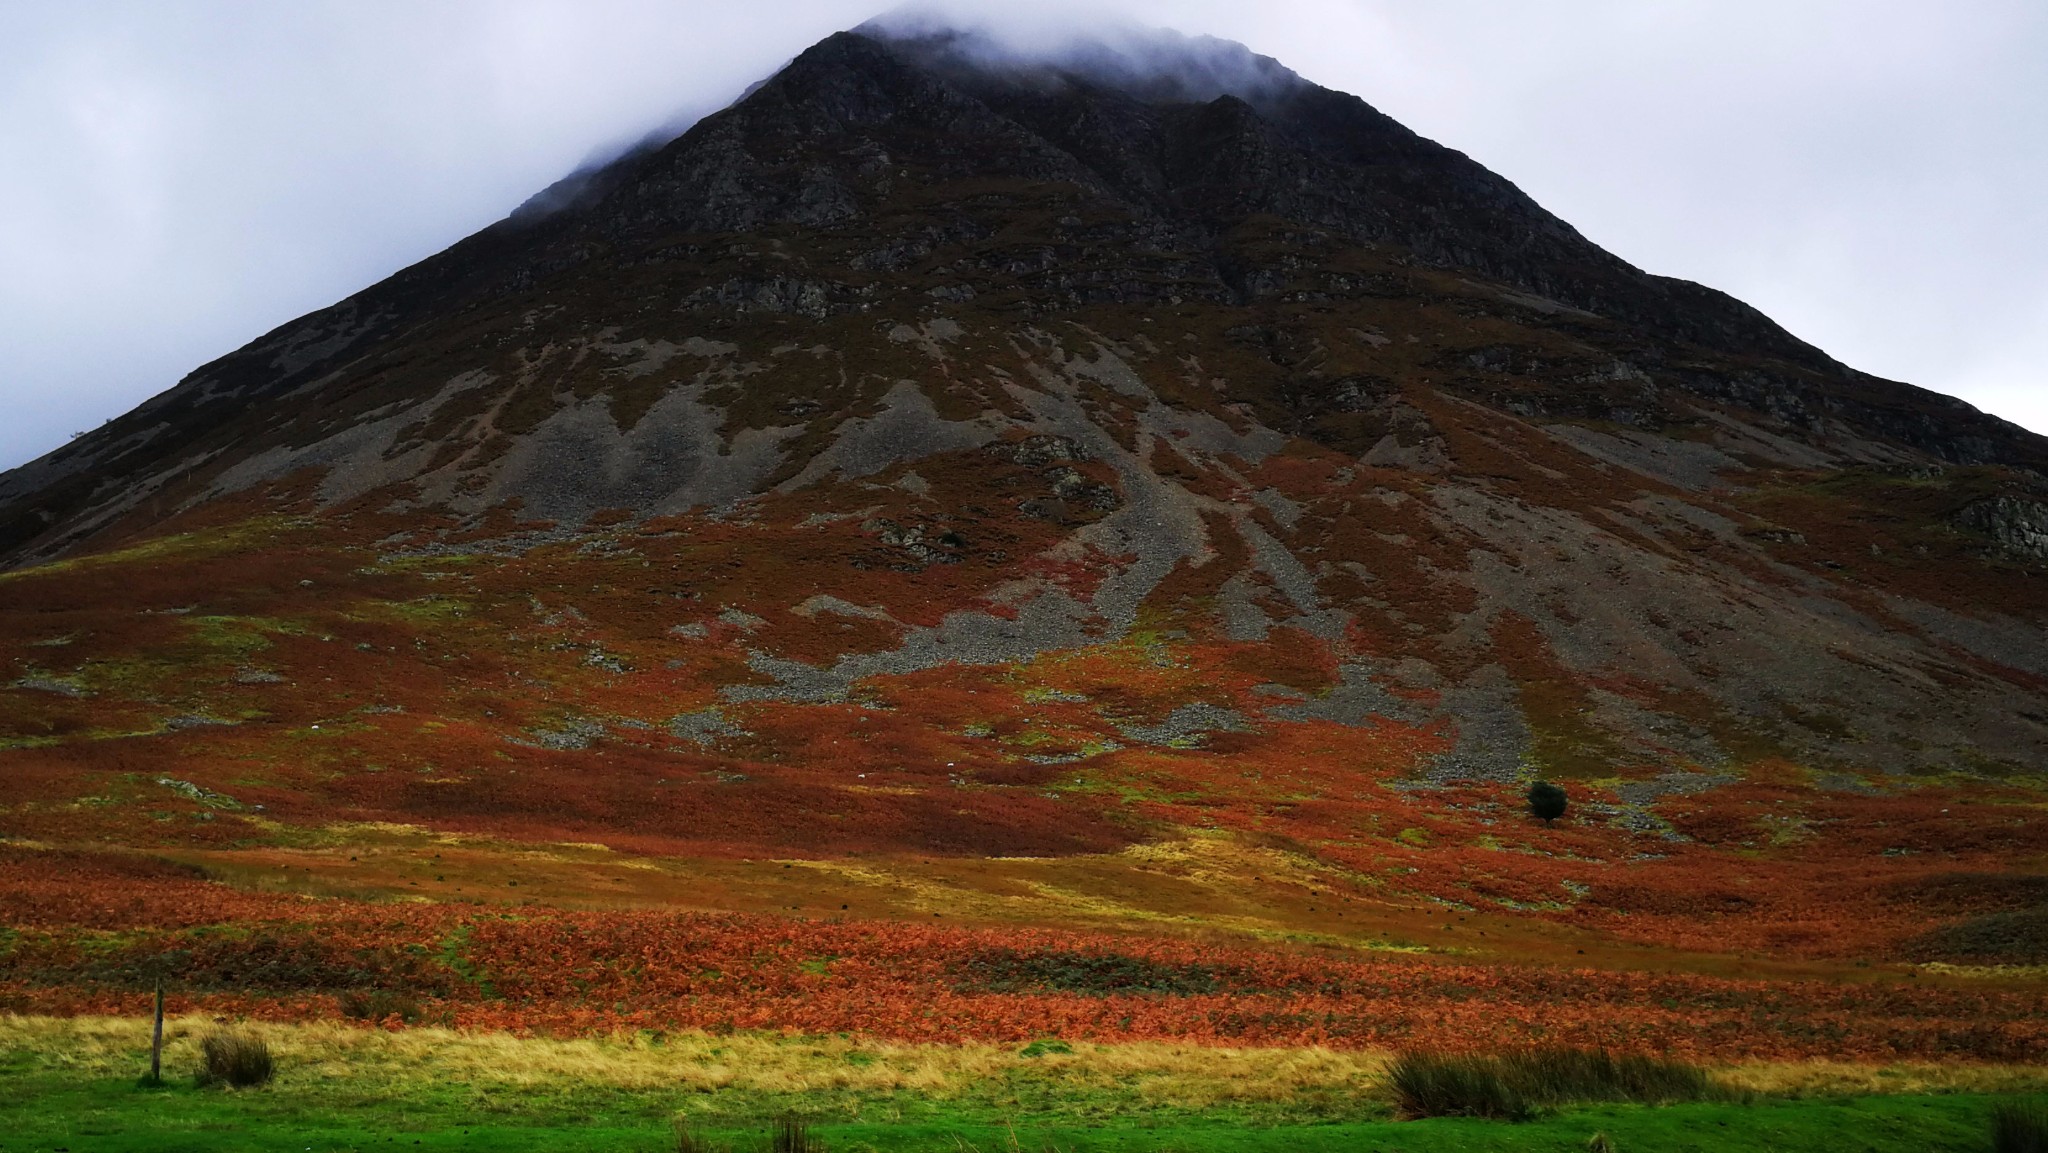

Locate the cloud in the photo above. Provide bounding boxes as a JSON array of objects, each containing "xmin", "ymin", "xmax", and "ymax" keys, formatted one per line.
[{"xmin": 0, "ymin": 0, "xmax": 2041, "ymax": 472}]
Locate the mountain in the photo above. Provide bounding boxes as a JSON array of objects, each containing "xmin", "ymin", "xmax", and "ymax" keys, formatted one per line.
[{"xmin": 1, "ymin": 20, "xmax": 2045, "ymax": 973}]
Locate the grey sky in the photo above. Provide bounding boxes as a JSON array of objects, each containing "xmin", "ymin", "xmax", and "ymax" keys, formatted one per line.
[{"xmin": 1, "ymin": 1, "xmax": 2042, "ymax": 472}]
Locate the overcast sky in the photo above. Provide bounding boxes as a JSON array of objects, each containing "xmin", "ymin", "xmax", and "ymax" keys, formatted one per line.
[{"xmin": 1, "ymin": 1, "xmax": 2043, "ymax": 472}]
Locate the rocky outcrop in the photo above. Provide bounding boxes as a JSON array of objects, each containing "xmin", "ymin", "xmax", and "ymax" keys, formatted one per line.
[{"xmin": 1957, "ymin": 495, "xmax": 2048, "ymax": 560}]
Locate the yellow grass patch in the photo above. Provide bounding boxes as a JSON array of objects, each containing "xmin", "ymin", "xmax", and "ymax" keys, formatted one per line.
[
  {"xmin": 1718, "ymin": 1061, "xmax": 2048, "ymax": 1098},
  {"xmin": 0, "ymin": 1015, "xmax": 1387, "ymax": 1107},
  {"xmin": 7, "ymin": 1016, "xmax": 2044, "ymax": 1108}
]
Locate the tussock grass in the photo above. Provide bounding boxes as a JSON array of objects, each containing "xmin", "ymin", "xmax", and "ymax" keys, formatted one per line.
[
  {"xmin": 673, "ymin": 1118, "xmax": 728, "ymax": 1153},
  {"xmin": 770, "ymin": 1115, "xmax": 822, "ymax": 1153},
  {"xmin": 197, "ymin": 1030, "xmax": 274, "ymax": 1088},
  {"xmin": 1388, "ymin": 1049, "xmax": 1712, "ymax": 1120},
  {"xmin": 674, "ymin": 1116, "xmax": 826, "ymax": 1153},
  {"xmin": 1388, "ymin": 1051, "xmax": 1533, "ymax": 1120},
  {"xmin": 1994, "ymin": 1100, "xmax": 2048, "ymax": 1153}
]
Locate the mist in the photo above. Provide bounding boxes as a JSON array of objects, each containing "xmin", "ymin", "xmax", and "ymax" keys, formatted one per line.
[
  {"xmin": 2, "ymin": 0, "xmax": 2043, "ymax": 472},
  {"xmin": 856, "ymin": 3, "xmax": 1306, "ymax": 105}
]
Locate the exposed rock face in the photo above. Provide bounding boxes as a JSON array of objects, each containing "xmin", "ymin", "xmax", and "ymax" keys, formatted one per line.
[
  {"xmin": 1957, "ymin": 495, "xmax": 2048, "ymax": 560},
  {"xmin": 0, "ymin": 21, "xmax": 2044, "ymax": 791}
]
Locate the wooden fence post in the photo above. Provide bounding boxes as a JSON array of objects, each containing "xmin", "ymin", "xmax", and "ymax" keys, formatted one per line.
[{"xmin": 149, "ymin": 979, "xmax": 165, "ymax": 1084}]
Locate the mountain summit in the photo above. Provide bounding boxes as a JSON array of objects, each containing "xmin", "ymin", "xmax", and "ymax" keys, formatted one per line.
[{"xmin": 0, "ymin": 23, "xmax": 2044, "ymax": 945}]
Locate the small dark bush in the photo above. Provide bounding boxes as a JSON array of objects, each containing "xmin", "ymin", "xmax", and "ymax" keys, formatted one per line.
[
  {"xmin": 1389, "ymin": 1048, "xmax": 1711, "ymax": 1120},
  {"xmin": 1904, "ymin": 907, "xmax": 2048, "ymax": 965},
  {"xmin": 55, "ymin": 931, "xmax": 455, "ymax": 996},
  {"xmin": 1889, "ymin": 873, "xmax": 2048, "ymax": 915},
  {"xmin": 1527, "ymin": 781, "xmax": 1568, "ymax": 825},
  {"xmin": 956, "ymin": 948, "xmax": 1220, "ymax": 996},
  {"xmin": 1994, "ymin": 1100, "xmax": 2048, "ymax": 1153},
  {"xmin": 197, "ymin": 1030, "xmax": 274, "ymax": 1088},
  {"xmin": 338, "ymin": 989, "xmax": 422, "ymax": 1024},
  {"xmin": 770, "ymin": 1116, "xmax": 822, "ymax": 1153}
]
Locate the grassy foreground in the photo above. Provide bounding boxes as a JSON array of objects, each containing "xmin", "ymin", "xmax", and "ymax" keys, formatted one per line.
[{"xmin": 2, "ymin": 1017, "xmax": 2045, "ymax": 1152}]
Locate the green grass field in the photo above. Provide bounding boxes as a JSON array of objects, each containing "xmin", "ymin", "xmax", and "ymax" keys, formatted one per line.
[
  {"xmin": 2, "ymin": 1018, "xmax": 2042, "ymax": 1153},
  {"xmin": 2, "ymin": 1079, "xmax": 2030, "ymax": 1153}
]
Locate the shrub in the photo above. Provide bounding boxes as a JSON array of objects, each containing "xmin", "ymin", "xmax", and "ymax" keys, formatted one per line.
[
  {"xmin": 1904, "ymin": 907, "xmax": 2048, "ymax": 966},
  {"xmin": 197, "ymin": 1030, "xmax": 274, "ymax": 1088},
  {"xmin": 770, "ymin": 1116, "xmax": 821, "ymax": 1153},
  {"xmin": 1994, "ymin": 1100, "xmax": 2048, "ymax": 1153},
  {"xmin": 1388, "ymin": 1048, "xmax": 1710, "ymax": 1120},
  {"xmin": 1527, "ymin": 781, "xmax": 1568, "ymax": 825},
  {"xmin": 957, "ymin": 948, "xmax": 1220, "ymax": 995}
]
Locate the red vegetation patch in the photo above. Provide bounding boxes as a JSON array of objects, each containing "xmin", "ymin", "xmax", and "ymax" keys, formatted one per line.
[
  {"xmin": 3, "ymin": 860, "xmax": 2042, "ymax": 1063},
  {"xmin": 0, "ymin": 846, "xmax": 292, "ymax": 930},
  {"xmin": 3, "ymin": 495, "xmax": 2046, "ymax": 1013}
]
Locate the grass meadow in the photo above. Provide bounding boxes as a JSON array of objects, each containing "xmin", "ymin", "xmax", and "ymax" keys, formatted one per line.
[{"xmin": 4, "ymin": 1016, "xmax": 2045, "ymax": 1152}]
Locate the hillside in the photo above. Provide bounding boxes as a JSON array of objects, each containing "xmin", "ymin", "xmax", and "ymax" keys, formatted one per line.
[{"xmin": 1, "ymin": 20, "xmax": 2045, "ymax": 1058}]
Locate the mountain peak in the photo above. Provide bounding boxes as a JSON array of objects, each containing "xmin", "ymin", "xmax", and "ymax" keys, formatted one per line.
[
  {"xmin": 4, "ymin": 16, "xmax": 2043, "ymax": 572},
  {"xmin": 850, "ymin": 10, "xmax": 1307, "ymax": 108},
  {"xmin": 1, "ymin": 15, "xmax": 2046, "ymax": 1030}
]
